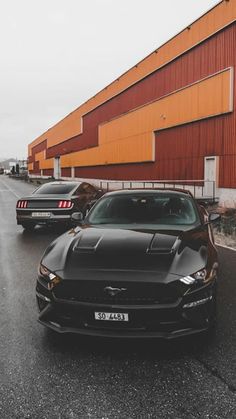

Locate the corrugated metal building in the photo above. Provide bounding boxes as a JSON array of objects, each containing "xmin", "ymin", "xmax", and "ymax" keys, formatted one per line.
[{"xmin": 28, "ymin": 0, "xmax": 236, "ymax": 205}]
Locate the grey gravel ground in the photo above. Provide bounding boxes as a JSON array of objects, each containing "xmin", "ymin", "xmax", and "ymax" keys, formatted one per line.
[
  {"xmin": 214, "ymin": 230, "xmax": 236, "ymax": 249},
  {"xmin": 1, "ymin": 176, "xmax": 236, "ymax": 419}
]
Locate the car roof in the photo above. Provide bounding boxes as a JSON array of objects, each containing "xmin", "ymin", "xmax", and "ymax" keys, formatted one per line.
[
  {"xmin": 36, "ymin": 181, "xmax": 97, "ymax": 189},
  {"xmin": 41, "ymin": 181, "xmax": 80, "ymax": 186},
  {"xmin": 33, "ymin": 181, "xmax": 93, "ymax": 194}
]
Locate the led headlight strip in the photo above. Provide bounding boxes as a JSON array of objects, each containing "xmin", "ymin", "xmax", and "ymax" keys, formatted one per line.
[{"xmin": 39, "ymin": 264, "xmax": 61, "ymax": 290}]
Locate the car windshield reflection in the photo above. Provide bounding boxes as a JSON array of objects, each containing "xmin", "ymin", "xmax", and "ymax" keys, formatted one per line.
[{"xmin": 87, "ymin": 193, "xmax": 199, "ymax": 227}]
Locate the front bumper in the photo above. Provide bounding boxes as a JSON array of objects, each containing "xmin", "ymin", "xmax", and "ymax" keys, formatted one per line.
[{"xmin": 36, "ymin": 280, "xmax": 216, "ymax": 339}]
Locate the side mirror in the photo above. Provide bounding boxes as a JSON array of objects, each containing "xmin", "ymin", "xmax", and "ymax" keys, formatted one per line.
[
  {"xmin": 96, "ymin": 189, "xmax": 104, "ymax": 198},
  {"xmin": 209, "ymin": 213, "xmax": 221, "ymax": 224},
  {"xmin": 71, "ymin": 212, "xmax": 84, "ymax": 223},
  {"xmin": 198, "ymin": 200, "xmax": 208, "ymax": 207}
]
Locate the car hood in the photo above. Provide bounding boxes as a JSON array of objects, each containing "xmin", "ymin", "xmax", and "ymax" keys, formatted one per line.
[{"xmin": 41, "ymin": 225, "xmax": 211, "ymax": 283}]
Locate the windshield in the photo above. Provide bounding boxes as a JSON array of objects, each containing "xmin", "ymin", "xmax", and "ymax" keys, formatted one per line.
[
  {"xmin": 34, "ymin": 183, "xmax": 77, "ymax": 195},
  {"xmin": 87, "ymin": 193, "xmax": 200, "ymax": 227}
]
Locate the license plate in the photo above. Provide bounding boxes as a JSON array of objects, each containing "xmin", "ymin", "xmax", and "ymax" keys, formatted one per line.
[
  {"xmin": 94, "ymin": 312, "xmax": 129, "ymax": 322},
  {"xmin": 32, "ymin": 212, "xmax": 51, "ymax": 218}
]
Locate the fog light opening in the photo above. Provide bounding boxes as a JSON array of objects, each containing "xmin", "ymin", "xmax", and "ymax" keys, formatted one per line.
[
  {"xmin": 183, "ymin": 296, "xmax": 213, "ymax": 308},
  {"xmin": 49, "ymin": 321, "xmax": 61, "ymax": 328}
]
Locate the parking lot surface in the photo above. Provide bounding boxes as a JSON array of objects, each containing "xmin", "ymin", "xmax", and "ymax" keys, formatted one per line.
[{"xmin": 1, "ymin": 176, "xmax": 236, "ymax": 419}]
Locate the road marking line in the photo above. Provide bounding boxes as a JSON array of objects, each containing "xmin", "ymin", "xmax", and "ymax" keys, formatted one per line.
[
  {"xmin": 0, "ymin": 179, "xmax": 20, "ymax": 198},
  {"xmin": 216, "ymin": 243, "xmax": 236, "ymax": 252}
]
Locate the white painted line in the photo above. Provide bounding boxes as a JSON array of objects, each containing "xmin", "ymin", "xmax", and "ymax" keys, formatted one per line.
[
  {"xmin": 0, "ymin": 179, "xmax": 20, "ymax": 198},
  {"xmin": 216, "ymin": 243, "xmax": 236, "ymax": 252}
]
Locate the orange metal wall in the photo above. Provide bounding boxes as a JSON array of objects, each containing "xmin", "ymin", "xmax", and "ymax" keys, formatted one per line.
[{"xmin": 40, "ymin": 158, "xmax": 54, "ymax": 170}]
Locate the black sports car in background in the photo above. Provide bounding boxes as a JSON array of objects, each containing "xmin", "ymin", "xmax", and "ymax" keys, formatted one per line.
[
  {"xmin": 16, "ymin": 181, "xmax": 102, "ymax": 231},
  {"xmin": 36, "ymin": 189, "xmax": 220, "ymax": 339}
]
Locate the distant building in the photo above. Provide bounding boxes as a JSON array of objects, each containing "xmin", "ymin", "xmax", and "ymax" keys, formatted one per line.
[
  {"xmin": 0, "ymin": 159, "xmax": 17, "ymax": 171},
  {"xmin": 28, "ymin": 1, "xmax": 236, "ymax": 206}
]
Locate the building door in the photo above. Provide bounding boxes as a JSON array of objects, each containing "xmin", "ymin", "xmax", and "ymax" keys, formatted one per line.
[
  {"xmin": 204, "ymin": 156, "xmax": 218, "ymax": 198},
  {"xmin": 54, "ymin": 157, "xmax": 61, "ymax": 179}
]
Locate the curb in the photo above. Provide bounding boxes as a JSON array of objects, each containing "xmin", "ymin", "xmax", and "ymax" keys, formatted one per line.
[{"xmin": 216, "ymin": 243, "xmax": 236, "ymax": 252}]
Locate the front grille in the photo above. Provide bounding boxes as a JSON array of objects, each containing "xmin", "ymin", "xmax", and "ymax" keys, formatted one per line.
[{"xmin": 53, "ymin": 281, "xmax": 178, "ymax": 305}]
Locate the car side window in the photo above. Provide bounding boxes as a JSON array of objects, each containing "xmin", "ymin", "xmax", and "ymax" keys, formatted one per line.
[
  {"xmin": 74, "ymin": 187, "xmax": 83, "ymax": 195},
  {"xmin": 77, "ymin": 183, "xmax": 95, "ymax": 194}
]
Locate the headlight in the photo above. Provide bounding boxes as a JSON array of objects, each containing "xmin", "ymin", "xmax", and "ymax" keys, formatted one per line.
[
  {"xmin": 180, "ymin": 268, "xmax": 215, "ymax": 286},
  {"xmin": 38, "ymin": 264, "xmax": 61, "ymax": 290},
  {"xmin": 192, "ymin": 269, "xmax": 207, "ymax": 282}
]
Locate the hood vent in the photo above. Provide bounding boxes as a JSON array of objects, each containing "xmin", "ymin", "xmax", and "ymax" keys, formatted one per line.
[
  {"xmin": 74, "ymin": 232, "xmax": 103, "ymax": 254},
  {"xmin": 147, "ymin": 234, "xmax": 178, "ymax": 254}
]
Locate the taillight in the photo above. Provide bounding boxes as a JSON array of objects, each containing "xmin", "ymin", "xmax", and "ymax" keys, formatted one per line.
[
  {"xmin": 58, "ymin": 200, "xmax": 72, "ymax": 209},
  {"xmin": 17, "ymin": 200, "xmax": 28, "ymax": 208}
]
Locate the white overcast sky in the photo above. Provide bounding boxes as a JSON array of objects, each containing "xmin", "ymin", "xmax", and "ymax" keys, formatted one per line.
[{"xmin": 0, "ymin": 0, "xmax": 219, "ymax": 159}]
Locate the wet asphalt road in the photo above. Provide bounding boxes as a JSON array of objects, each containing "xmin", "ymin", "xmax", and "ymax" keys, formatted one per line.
[{"xmin": 1, "ymin": 176, "xmax": 236, "ymax": 419}]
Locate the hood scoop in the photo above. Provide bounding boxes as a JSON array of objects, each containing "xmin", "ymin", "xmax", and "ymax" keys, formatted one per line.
[
  {"xmin": 74, "ymin": 231, "xmax": 103, "ymax": 254},
  {"xmin": 147, "ymin": 233, "xmax": 178, "ymax": 254},
  {"xmin": 72, "ymin": 228, "xmax": 179, "ymax": 259}
]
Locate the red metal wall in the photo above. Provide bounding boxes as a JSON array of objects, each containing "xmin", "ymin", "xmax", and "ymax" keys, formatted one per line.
[
  {"xmin": 42, "ymin": 169, "xmax": 53, "ymax": 177},
  {"xmin": 61, "ymin": 168, "xmax": 71, "ymax": 177},
  {"xmin": 32, "ymin": 140, "xmax": 47, "ymax": 158},
  {"xmin": 33, "ymin": 161, "xmax": 40, "ymax": 175}
]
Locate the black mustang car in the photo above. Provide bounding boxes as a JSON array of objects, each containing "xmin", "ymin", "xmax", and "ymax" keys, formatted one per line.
[
  {"xmin": 16, "ymin": 181, "xmax": 102, "ymax": 231},
  {"xmin": 36, "ymin": 189, "xmax": 220, "ymax": 339}
]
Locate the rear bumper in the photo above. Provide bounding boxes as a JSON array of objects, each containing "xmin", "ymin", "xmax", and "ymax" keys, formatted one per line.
[
  {"xmin": 36, "ymin": 281, "xmax": 216, "ymax": 339},
  {"xmin": 17, "ymin": 212, "xmax": 72, "ymax": 225}
]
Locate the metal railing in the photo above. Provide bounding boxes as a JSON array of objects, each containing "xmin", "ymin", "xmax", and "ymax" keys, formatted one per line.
[{"xmin": 98, "ymin": 179, "xmax": 217, "ymax": 202}]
